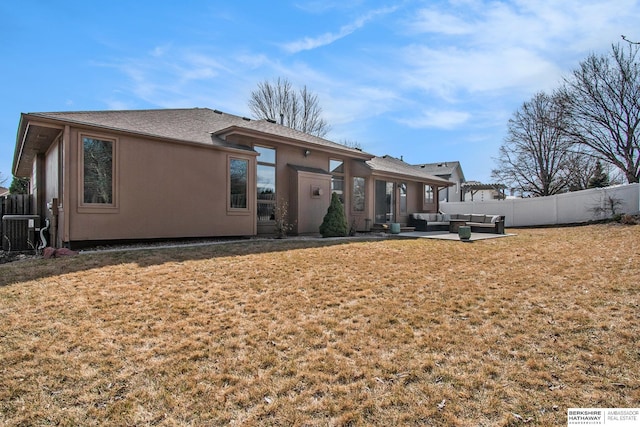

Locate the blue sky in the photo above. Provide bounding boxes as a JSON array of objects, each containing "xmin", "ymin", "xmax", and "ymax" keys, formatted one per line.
[{"xmin": 1, "ymin": 0, "xmax": 639, "ymax": 186}]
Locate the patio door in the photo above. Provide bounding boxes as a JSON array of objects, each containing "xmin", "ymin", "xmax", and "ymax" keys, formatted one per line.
[
  {"xmin": 374, "ymin": 180, "xmax": 395, "ymax": 223},
  {"xmin": 256, "ymin": 145, "xmax": 276, "ymax": 224}
]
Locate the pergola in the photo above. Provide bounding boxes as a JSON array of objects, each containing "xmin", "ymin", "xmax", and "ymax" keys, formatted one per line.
[{"xmin": 461, "ymin": 182, "xmax": 507, "ymax": 201}]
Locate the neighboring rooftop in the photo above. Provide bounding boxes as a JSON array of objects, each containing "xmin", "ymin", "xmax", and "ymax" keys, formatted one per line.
[{"xmin": 413, "ymin": 161, "xmax": 464, "ymax": 181}]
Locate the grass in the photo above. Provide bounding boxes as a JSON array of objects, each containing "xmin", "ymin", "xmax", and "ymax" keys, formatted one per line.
[{"xmin": 1, "ymin": 224, "xmax": 639, "ymax": 426}]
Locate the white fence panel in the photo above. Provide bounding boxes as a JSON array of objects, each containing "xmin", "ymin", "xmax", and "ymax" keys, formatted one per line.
[{"xmin": 441, "ymin": 183, "xmax": 639, "ymax": 227}]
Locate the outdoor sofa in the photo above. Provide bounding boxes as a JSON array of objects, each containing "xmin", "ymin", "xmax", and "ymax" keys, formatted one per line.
[{"xmin": 409, "ymin": 213, "xmax": 506, "ymax": 234}]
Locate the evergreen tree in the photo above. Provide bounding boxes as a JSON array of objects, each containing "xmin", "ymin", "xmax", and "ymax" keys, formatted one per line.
[
  {"xmin": 9, "ymin": 177, "xmax": 29, "ymax": 194},
  {"xmin": 587, "ymin": 161, "xmax": 610, "ymax": 188},
  {"xmin": 319, "ymin": 192, "xmax": 348, "ymax": 237}
]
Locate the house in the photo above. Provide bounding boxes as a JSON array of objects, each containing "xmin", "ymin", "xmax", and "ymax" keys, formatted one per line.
[
  {"xmin": 412, "ymin": 161, "xmax": 465, "ymax": 202},
  {"xmin": 11, "ymin": 108, "xmax": 452, "ymax": 248},
  {"xmin": 0, "ymin": 186, "xmax": 9, "ymax": 197}
]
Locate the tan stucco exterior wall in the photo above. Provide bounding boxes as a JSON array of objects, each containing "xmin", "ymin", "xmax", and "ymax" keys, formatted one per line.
[
  {"xmin": 64, "ymin": 128, "xmax": 257, "ymax": 244},
  {"xmin": 225, "ymin": 134, "xmax": 361, "ymax": 235},
  {"xmin": 289, "ymin": 168, "xmax": 332, "ymax": 234}
]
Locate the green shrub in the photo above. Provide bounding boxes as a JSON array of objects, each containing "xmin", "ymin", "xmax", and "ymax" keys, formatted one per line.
[{"xmin": 319, "ymin": 192, "xmax": 348, "ymax": 237}]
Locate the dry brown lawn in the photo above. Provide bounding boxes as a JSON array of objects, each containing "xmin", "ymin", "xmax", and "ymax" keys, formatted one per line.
[{"xmin": 1, "ymin": 224, "xmax": 639, "ymax": 426}]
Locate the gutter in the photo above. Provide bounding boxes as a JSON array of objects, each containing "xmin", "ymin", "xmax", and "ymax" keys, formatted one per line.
[{"xmin": 12, "ymin": 114, "xmax": 28, "ymax": 176}]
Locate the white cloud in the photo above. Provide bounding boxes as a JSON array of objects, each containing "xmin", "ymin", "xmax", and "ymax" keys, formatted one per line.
[
  {"xmin": 293, "ymin": 0, "xmax": 364, "ymax": 14},
  {"xmin": 150, "ymin": 44, "xmax": 171, "ymax": 57},
  {"xmin": 179, "ymin": 53, "xmax": 227, "ymax": 82},
  {"xmin": 406, "ymin": 8, "xmax": 473, "ymax": 35},
  {"xmin": 395, "ymin": 0, "xmax": 640, "ymax": 101},
  {"xmin": 104, "ymin": 99, "xmax": 133, "ymax": 110},
  {"xmin": 97, "ymin": 48, "xmax": 235, "ymax": 108},
  {"xmin": 401, "ymin": 44, "xmax": 563, "ymax": 99},
  {"xmin": 396, "ymin": 109, "xmax": 471, "ymax": 130},
  {"xmin": 406, "ymin": 0, "xmax": 640, "ymax": 53},
  {"xmin": 282, "ymin": 6, "xmax": 398, "ymax": 53},
  {"xmin": 323, "ymin": 85, "xmax": 402, "ymax": 126}
]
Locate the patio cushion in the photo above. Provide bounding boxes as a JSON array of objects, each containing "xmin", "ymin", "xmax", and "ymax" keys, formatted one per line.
[
  {"xmin": 490, "ymin": 215, "xmax": 501, "ymax": 223},
  {"xmin": 470, "ymin": 214, "xmax": 485, "ymax": 223}
]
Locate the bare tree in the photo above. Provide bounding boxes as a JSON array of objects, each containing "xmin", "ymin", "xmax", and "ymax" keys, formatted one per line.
[
  {"xmin": 561, "ymin": 43, "xmax": 640, "ymax": 183},
  {"xmin": 0, "ymin": 171, "xmax": 7, "ymax": 186},
  {"xmin": 492, "ymin": 92, "xmax": 575, "ymax": 196},
  {"xmin": 249, "ymin": 77, "xmax": 331, "ymax": 137},
  {"xmin": 564, "ymin": 150, "xmax": 601, "ymax": 191},
  {"xmin": 339, "ymin": 139, "xmax": 363, "ymax": 150}
]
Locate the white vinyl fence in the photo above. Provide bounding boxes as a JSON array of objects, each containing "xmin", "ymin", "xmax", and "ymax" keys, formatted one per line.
[{"xmin": 441, "ymin": 183, "xmax": 640, "ymax": 227}]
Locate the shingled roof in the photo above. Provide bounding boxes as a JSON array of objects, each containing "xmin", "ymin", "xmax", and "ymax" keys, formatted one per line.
[
  {"xmin": 23, "ymin": 108, "xmax": 369, "ymax": 156},
  {"xmin": 413, "ymin": 161, "xmax": 464, "ymax": 181},
  {"xmin": 366, "ymin": 155, "xmax": 452, "ymax": 186}
]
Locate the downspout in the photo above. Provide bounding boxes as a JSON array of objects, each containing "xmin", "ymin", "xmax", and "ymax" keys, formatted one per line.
[
  {"xmin": 38, "ymin": 218, "xmax": 50, "ymax": 250},
  {"xmin": 49, "ymin": 198, "xmax": 59, "ymax": 248},
  {"xmin": 62, "ymin": 125, "xmax": 71, "ymax": 246}
]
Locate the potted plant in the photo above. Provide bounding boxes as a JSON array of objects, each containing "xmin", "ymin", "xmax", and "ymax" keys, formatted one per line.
[{"xmin": 458, "ymin": 225, "xmax": 471, "ymax": 241}]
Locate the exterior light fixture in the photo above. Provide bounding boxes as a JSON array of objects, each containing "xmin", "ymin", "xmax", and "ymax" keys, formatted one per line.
[{"xmin": 304, "ymin": 149, "xmax": 311, "ymax": 157}]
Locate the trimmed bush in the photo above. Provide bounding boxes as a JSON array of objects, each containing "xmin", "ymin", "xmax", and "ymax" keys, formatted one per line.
[{"xmin": 319, "ymin": 192, "xmax": 348, "ymax": 237}]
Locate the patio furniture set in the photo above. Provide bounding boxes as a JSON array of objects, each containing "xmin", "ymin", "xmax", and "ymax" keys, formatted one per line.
[{"xmin": 408, "ymin": 213, "xmax": 506, "ymax": 235}]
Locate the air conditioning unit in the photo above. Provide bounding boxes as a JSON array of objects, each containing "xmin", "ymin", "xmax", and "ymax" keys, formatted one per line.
[{"xmin": 2, "ymin": 215, "xmax": 41, "ymax": 252}]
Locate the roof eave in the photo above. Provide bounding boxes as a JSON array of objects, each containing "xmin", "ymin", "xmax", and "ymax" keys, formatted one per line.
[
  {"xmin": 13, "ymin": 113, "xmax": 256, "ymax": 174},
  {"xmin": 215, "ymin": 126, "xmax": 374, "ymax": 160},
  {"xmin": 369, "ymin": 169, "xmax": 453, "ymax": 186},
  {"xmin": 13, "ymin": 114, "xmax": 65, "ymax": 177}
]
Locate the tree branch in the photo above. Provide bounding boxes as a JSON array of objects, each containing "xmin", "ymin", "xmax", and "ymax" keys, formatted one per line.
[{"xmin": 622, "ymin": 35, "xmax": 640, "ymax": 45}]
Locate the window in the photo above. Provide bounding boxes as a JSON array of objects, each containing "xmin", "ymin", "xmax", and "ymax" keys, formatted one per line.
[
  {"xmin": 256, "ymin": 146, "xmax": 276, "ymax": 221},
  {"xmin": 230, "ymin": 158, "xmax": 248, "ymax": 209},
  {"xmin": 82, "ymin": 136, "xmax": 114, "ymax": 205},
  {"xmin": 330, "ymin": 159, "xmax": 344, "ymax": 203},
  {"xmin": 424, "ymin": 184, "xmax": 434, "ymax": 204},
  {"xmin": 400, "ymin": 182, "xmax": 407, "ymax": 215},
  {"xmin": 352, "ymin": 177, "xmax": 365, "ymax": 212}
]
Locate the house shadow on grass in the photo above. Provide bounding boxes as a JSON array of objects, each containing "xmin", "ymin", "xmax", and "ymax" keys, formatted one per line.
[{"xmin": 0, "ymin": 235, "xmax": 391, "ymax": 287}]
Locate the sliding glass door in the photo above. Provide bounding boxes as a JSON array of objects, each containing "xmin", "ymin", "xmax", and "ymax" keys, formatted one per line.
[{"xmin": 374, "ymin": 180, "xmax": 395, "ymax": 223}]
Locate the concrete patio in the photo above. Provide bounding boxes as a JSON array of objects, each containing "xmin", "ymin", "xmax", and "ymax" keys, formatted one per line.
[{"xmin": 397, "ymin": 230, "xmax": 516, "ymax": 241}]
